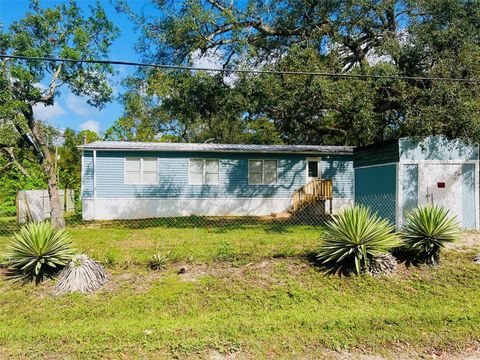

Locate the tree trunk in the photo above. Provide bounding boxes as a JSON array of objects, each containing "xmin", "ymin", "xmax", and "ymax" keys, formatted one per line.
[
  {"xmin": 45, "ymin": 160, "xmax": 65, "ymax": 229},
  {"xmin": 24, "ymin": 105, "xmax": 66, "ymax": 229}
]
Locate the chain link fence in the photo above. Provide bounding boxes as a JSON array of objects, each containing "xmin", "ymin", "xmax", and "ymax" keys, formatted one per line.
[
  {"xmin": 0, "ymin": 192, "xmax": 343, "ymax": 237},
  {"xmin": 0, "ymin": 191, "xmax": 476, "ymax": 239}
]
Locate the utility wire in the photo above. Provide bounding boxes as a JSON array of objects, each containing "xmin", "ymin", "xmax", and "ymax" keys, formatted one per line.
[{"xmin": 2, "ymin": 54, "xmax": 479, "ymax": 83}]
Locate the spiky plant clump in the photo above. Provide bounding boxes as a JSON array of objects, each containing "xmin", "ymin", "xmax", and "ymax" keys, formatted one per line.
[
  {"xmin": 4, "ymin": 222, "xmax": 74, "ymax": 283},
  {"xmin": 402, "ymin": 205, "xmax": 461, "ymax": 265},
  {"xmin": 149, "ymin": 252, "xmax": 168, "ymax": 270},
  {"xmin": 54, "ymin": 254, "xmax": 107, "ymax": 295},
  {"xmin": 317, "ymin": 206, "xmax": 401, "ymax": 275}
]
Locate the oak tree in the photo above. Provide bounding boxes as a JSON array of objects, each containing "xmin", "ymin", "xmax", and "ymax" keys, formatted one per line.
[{"xmin": 1, "ymin": 0, "xmax": 118, "ymax": 228}]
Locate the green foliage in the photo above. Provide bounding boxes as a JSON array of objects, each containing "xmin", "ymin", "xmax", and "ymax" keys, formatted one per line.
[
  {"xmin": 0, "ymin": 127, "xmax": 98, "ymax": 216},
  {"xmin": 103, "ymin": 252, "xmax": 118, "ymax": 268},
  {"xmin": 0, "ymin": 1, "xmax": 118, "ymax": 228},
  {"xmin": 317, "ymin": 206, "xmax": 401, "ymax": 275},
  {"xmin": 0, "ymin": 158, "xmax": 47, "ymax": 216},
  {"xmin": 3, "ymin": 0, "xmax": 119, "ymax": 107},
  {"xmin": 401, "ymin": 205, "xmax": 461, "ymax": 265},
  {"xmin": 108, "ymin": 71, "xmax": 285, "ymax": 144},
  {"xmin": 149, "ymin": 252, "xmax": 169, "ymax": 270},
  {"xmin": 215, "ymin": 240, "xmax": 236, "ymax": 262},
  {"xmin": 4, "ymin": 221, "xmax": 75, "ymax": 283},
  {"xmin": 117, "ymin": 0, "xmax": 480, "ymax": 145}
]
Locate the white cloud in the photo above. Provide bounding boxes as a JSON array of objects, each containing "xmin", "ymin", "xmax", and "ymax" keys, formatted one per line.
[
  {"xmin": 190, "ymin": 48, "xmax": 239, "ymax": 87},
  {"xmin": 79, "ymin": 120, "xmax": 100, "ymax": 134},
  {"xmin": 33, "ymin": 103, "xmax": 66, "ymax": 121},
  {"xmin": 65, "ymin": 94, "xmax": 92, "ymax": 115},
  {"xmin": 366, "ymin": 48, "xmax": 393, "ymax": 66},
  {"xmin": 34, "ymin": 82, "xmax": 47, "ymax": 91},
  {"xmin": 191, "ymin": 49, "xmax": 223, "ymax": 69}
]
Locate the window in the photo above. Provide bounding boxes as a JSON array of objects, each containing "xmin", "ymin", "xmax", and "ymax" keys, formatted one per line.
[
  {"xmin": 125, "ymin": 157, "xmax": 157, "ymax": 185},
  {"xmin": 248, "ymin": 159, "xmax": 278, "ymax": 185},
  {"xmin": 308, "ymin": 160, "xmax": 319, "ymax": 178},
  {"xmin": 189, "ymin": 159, "xmax": 219, "ymax": 185}
]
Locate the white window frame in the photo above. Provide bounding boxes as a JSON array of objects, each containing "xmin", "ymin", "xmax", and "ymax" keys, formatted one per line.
[
  {"xmin": 306, "ymin": 157, "xmax": 322, "ymax": 183},
  {"xmin": 124, "ymin": 157, "xmax": 158, "ymax": 185},
  {"xmin": 248, "ymin": 159, "xmax": 278, "ymax": 185},
  {"xmin": 188, "ymin": 158, "xmax": 220, "ymax": 185}
]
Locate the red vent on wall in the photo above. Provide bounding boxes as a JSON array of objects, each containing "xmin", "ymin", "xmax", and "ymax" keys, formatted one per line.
[{"xmin": 437, "ymin": 182, "xmax": 445, "ymax": 188}]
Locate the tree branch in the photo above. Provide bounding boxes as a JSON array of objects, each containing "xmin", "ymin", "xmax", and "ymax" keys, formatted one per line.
[
  {"xmin": 0, "ymin": 146, "xmax": 31, "ymax": 177},
  {"xmin": 41, "ymin": 64, "xmax": 63, "ymax": 103}
]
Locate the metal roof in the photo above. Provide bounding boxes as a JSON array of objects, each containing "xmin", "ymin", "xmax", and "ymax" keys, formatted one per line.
[{"xmin": 78, "ymin": 141, "xmax": 354, "ymax": 155}]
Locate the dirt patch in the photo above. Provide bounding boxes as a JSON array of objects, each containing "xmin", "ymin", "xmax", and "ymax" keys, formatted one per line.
[
  {"xmin": 100, "ymin": 270, "xmax": 166, "ymax": 294},
  {"xmin": 452, "ymin": 231, "xmax": 480, "ymax": 251},
  {"xmin": 195, "ymin": 342, "xmax": 480, "ymax": 360},
  {"xmin": 321, "ymin": 345, "xmax": 480, "ymax": 360},
  {"xmin": 176, "ymin": 258, "xmax": 309, "ymax": 286}
]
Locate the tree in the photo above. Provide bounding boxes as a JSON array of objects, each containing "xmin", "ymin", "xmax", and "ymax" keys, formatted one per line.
[
  {"xmin": 1, "ymin": 0, "xmax": 118, "ymax": 228},
  {"xmin": 108, "ymin": 69, "xmax": 284, "ymax": 144},
  {"xmin": 118, "ymin": 0, "xmax": 480, "ymax": 146}
]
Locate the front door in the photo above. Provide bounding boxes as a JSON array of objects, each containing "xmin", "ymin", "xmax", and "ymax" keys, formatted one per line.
[
  {"xmin": 306, "ymin": 157, "xmax": 321, "ymax": 183},
  {"xmin": 419, "ymin": 163, "xmax": 463, "ymax": 223}
]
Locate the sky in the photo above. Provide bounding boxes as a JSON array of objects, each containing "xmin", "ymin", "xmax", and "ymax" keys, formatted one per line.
[{"xmin": 0, "ymin": 0, "xmax": 157, "ymax": 135}]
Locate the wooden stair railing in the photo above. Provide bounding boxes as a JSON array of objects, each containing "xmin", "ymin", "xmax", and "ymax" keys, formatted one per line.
[{"xmin": 290, "ymin": 179, "xmax": 333, "ymax": 214}]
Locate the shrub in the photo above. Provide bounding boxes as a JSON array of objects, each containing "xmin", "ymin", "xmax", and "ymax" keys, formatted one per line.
[
  {"xmin": 401, "ymin": 205, "xmax": 460, "ymax": 265},
  {"xmin": 150, "ymin": 252, "xmax": 169, "ymax": 270},
  {"xmin": 317, "ymin": 206, "xmax": 401, "ymax": 275},
  {"xmin": 4, "ymin": 222, "xmax": 75, "ymax": 283}
]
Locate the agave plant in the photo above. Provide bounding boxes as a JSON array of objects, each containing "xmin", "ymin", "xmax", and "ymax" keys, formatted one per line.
[
  {"xmin": 4, "ymin": 222, "xmax": 75, "ymax": 283},
  {"xmin": 149, "ymin": 252, "xmax": 169, "ymax": 270},
  {"xmin": 402, "ymin": 205, "xmax": 460, "ymax": 265},
  {"xmin": 317, "ymin": 206, "xmax": 401, "ymax": 275}
]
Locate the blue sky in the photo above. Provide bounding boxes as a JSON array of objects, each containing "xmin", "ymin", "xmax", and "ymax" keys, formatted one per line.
[{"xmin": 0, "ymin": 0, "xmax": 156, "ymax": 135}]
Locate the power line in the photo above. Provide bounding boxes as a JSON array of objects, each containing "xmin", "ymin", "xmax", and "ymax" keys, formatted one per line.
[{"xmin": 1, "ymin": 54, "xmax": 479, "ymax": 83}]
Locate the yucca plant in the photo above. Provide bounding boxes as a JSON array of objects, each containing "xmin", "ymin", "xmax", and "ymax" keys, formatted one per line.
[
  {"xmin": 317, "ymin": 206, "xmax": 401, "ymax": 275},
  {"xmin": 149, "ymin": 252, "xmax": 169, "ymax": 270},
  {"xmin": 402, "ymin": 205, "xmax": 460, "ymax": 265},
  {"xmin": 4, "ymin": 222, "xmax": 75, "ymax": 283}
]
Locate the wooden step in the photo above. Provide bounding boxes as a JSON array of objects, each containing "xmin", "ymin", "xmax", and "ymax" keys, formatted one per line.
[{"xmin": 291, "ymin": 179, "xmax": 333, "ymax": 213}]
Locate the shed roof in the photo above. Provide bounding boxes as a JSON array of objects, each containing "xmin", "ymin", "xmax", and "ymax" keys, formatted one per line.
[{"xmin": 78, "ymin": 141, "xmax": 354, "ymax": 155}]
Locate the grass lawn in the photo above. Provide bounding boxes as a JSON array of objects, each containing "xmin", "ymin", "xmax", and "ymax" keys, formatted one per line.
[
  {"xmin": 0, "ymin": 219, "xmax": 479, "ymax": 359},
  {"xmin": 0, "ymin": 216, "xmax": 322, "ymax": 264}
]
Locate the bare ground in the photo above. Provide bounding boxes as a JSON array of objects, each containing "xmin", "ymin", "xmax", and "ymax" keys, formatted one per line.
[
  {"xmin": 451, "ymin": 231, "xmax": 480, "ymax": 251},
  {"xmin": 203, "ymin": 341, "xmax": 480, "ymax": 360}
]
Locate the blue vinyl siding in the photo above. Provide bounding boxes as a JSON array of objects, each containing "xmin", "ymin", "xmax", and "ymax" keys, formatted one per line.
[
  {"xmin": 462, "ymin": 164, "xmax": 476, "ymax": 228},
  {"xmin": 355, "ymin": 164, "xmax": 397, "ymax": 223},
  {"xmin": 401, "ymin": 164, "xmax": 418, "ymax": 216},
  {"xmin": 82, "ymin": 151, "xmax": 94, "ymax": 198},
  {"xmin": 83, "ymin": 150, "xmax": 354, "ymax": 199},
  {"xmin": 321, "ymin": 156, "xmax": 354, "ymax": 198}
]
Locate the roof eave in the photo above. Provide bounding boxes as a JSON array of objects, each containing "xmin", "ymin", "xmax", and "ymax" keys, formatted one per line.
[{"xmin": 77, "ymin": 146, "xmax": 353, "ymax": 156}]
